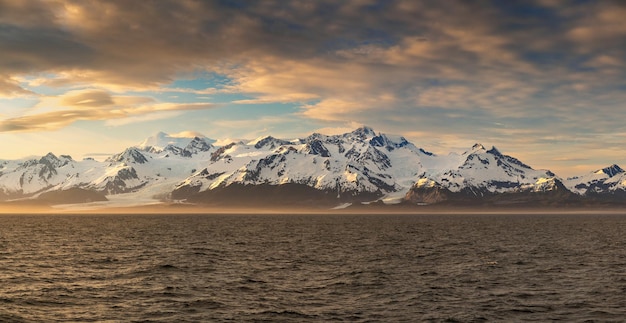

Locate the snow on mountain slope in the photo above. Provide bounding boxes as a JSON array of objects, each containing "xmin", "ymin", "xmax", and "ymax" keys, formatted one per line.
[
  {"xmin": 0, "ymin": 153, "xmax": 78, "ymax": 195},
  {"xmin": 564, "ymin": 164, "xmax": 626, "ymax": 195},
  {"xmin": 138, "ymin": 131, "xmax": 215, "ymax": 152},
  {"xmin": 94, "ymin": 138, "xmax": 215, "ymax": 197},
  {"xmin": 173, "ymin": 127, "xmax": 433, "ymax": 201},
  {"xmin": 0, "ymin": 127, "xmax": 603, "ymax": 207},
  {"xmin": 0, "ymin": 132, "xmax": 216, "ymax": 203},
  {"xmin": 0, "ymin": 152, "xmax": 133, "ymax": 198},
  {"xmin": 411, "ymin": 144, "xmax": 560, "ymax": 195}
]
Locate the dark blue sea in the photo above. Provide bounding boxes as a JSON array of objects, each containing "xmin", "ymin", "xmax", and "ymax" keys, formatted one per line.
[{"xmin": 1, "ymin": 213, "xmax": 625, "ymax": 322}]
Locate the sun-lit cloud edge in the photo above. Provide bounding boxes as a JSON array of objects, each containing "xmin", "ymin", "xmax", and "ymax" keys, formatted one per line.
[{"xmin": 0, "ymin": 99, "xmax": 218, "ymax": 133}]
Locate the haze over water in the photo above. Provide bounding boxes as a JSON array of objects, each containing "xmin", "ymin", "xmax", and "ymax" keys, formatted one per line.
[{"xmin": 1, "ymin": 213, "xmax": 625, "ymax": 322}]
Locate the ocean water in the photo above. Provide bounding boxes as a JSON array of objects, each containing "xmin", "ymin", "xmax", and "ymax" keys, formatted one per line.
[{"xmin": 0, "ymin": 213, "xmax": 625, "ymax": 322}]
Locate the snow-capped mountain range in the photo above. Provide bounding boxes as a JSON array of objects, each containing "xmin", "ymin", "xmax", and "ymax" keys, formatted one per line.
[
  {"xmin": 564, "ymin": 164, "xmax": 626, "ymax": 197},
  {"xmin": 0, "ymin": 126, "xmax": 624, "ymax": 208}
]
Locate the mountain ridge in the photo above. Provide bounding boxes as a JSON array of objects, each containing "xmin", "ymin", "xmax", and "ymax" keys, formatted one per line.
[{"xmin": 1, "ymin": 127, "xmax": 625, "ymax": 209}]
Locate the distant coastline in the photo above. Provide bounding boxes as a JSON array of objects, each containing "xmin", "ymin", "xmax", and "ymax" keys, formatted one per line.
[{"xmin": 3, "ymin": 199, "xmax": 626, "ymax": 215}]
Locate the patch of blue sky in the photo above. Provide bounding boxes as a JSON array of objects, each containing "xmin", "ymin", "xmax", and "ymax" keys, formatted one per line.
[
  {"xmin": 198, "ymin": 101, "xmax": 302, "ymax": 121},
  {"xmin": 165, "ymin": 71, "xmax": 234, "ymax": 90},
  {"xmin": 143, "ymin": 72, "xmax": 246, "ymax": 103},
  {"xmin": 142, "ymin": 89, "xmax": 249, "ymax": 105},
  {"xmin": 0, "ymin": 97, "xmax": 39, "ymax": 112},
  {"xmin": 92, "ymin": 102, "xmax": 313, "ymax": 141},
  {"xmin": 19, "ymin": 74, "xmax": 69, "ymax": 96}
]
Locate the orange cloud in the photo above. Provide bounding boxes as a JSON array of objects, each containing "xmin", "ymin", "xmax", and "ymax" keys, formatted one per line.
[
  {"xmin": 0, "ymin": 77, "xmax": 35, "ymax": 98},
  {"xmin": 0, "ymin": 88, "xmax": 217, "ymax": 132}
]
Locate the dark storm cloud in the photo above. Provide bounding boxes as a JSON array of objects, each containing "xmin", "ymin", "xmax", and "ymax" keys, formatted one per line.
[
  {"xmin": 0, "ymin": 0, "xmax": 62, "ymax": 27},
  {"xmin": 0, "ymin": 25, "xmax": 94, "ymax": 72},
  {"xmin": 1, "ymin": 0, "xmax": 622, "ymax": 78},
  {"xmin": 0, "ymin": 1, "xmax": 518, "ymax": 82}
]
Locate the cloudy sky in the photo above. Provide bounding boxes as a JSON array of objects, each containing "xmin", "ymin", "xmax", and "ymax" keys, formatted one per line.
[{"xmin": 1, "ymin": 0, "xmax": 625, "ymax": 176}]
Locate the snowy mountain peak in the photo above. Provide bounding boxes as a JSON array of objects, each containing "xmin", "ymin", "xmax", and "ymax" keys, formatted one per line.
[
  {"xmin": 418, "ymin": 148, "xmax": 435, "ymax": 156},
  {"xmin": 369, "ymin": 133, "xmax": 413, "ymax": 151},
  {"xmin": 38, "ymin": 152, "xmax": 72, "ymax": 168},
  {"xmin": 138, "ymin": 132, "xmax": 169, "ymax": 148},
  {"xmin": 597, "ymin": 164, "xmax": 624, "ymax": 177},
  {"xmin": 565, "ymin": 163, "xmax": 626, "ymax": 196},
  {"xmin": 138, "ymin": 131, "xmax": 211, "ymax": 152},
  {"xmin": 486, "ymin": 146, "xmax": 502, "ymax": 156},
  {"xmin": 249, "ymin": 136, "xmax": 291, "ymax": 149},
  {"xmin": 185, "ymin": 137, "xmax": 213, "ymax": 153},
  {"xmin": 471, "ymin": 143, "xmax": 486, "ymax": 151},
  {"xmin": 106, "ymin": 147, "xmax": 148, "ymax": 164},
  {"xmin": 248, "ymin": 135, "xmax": 271, "ymax": 146},
  {"xmin": 350, "ymin": 126, "xmax": 377, "ymax": 139},
  {"xmin": 5, "ymin": 126, "xmax": 625, "ymax": 207},
  {"xmin": 40, "ymin": 152, "xmax": 59, "ymax": 163},
  {"xmin": 303, "ymin": 139, "xmax": 331, "ymax": 157},
  {"xmin": 44, "ymin": 152, "xmax": 57, "ymax": 158}
]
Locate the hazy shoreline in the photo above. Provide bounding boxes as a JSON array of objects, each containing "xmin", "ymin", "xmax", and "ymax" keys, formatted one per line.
[{"xmin": 3, "ymin": 201, "xmax": 626, "ymax": 215}]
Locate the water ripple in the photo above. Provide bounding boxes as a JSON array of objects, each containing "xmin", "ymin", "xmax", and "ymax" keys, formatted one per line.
[{"xmin": 0, "ymin": 213, "xmax": 625, "ymax": 321}]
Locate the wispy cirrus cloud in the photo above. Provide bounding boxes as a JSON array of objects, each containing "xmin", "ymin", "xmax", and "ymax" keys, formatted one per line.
[
  {"xmin": 0, "ymin": 101, "xmax": 217, "ymax": 132},
  {"xmin": 0, "ymin": 88, "xmax": 217, "ymax": 132},
  {"xmin": 0, "ymin": 77, "xmax": 35, "ymax": 98}
]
